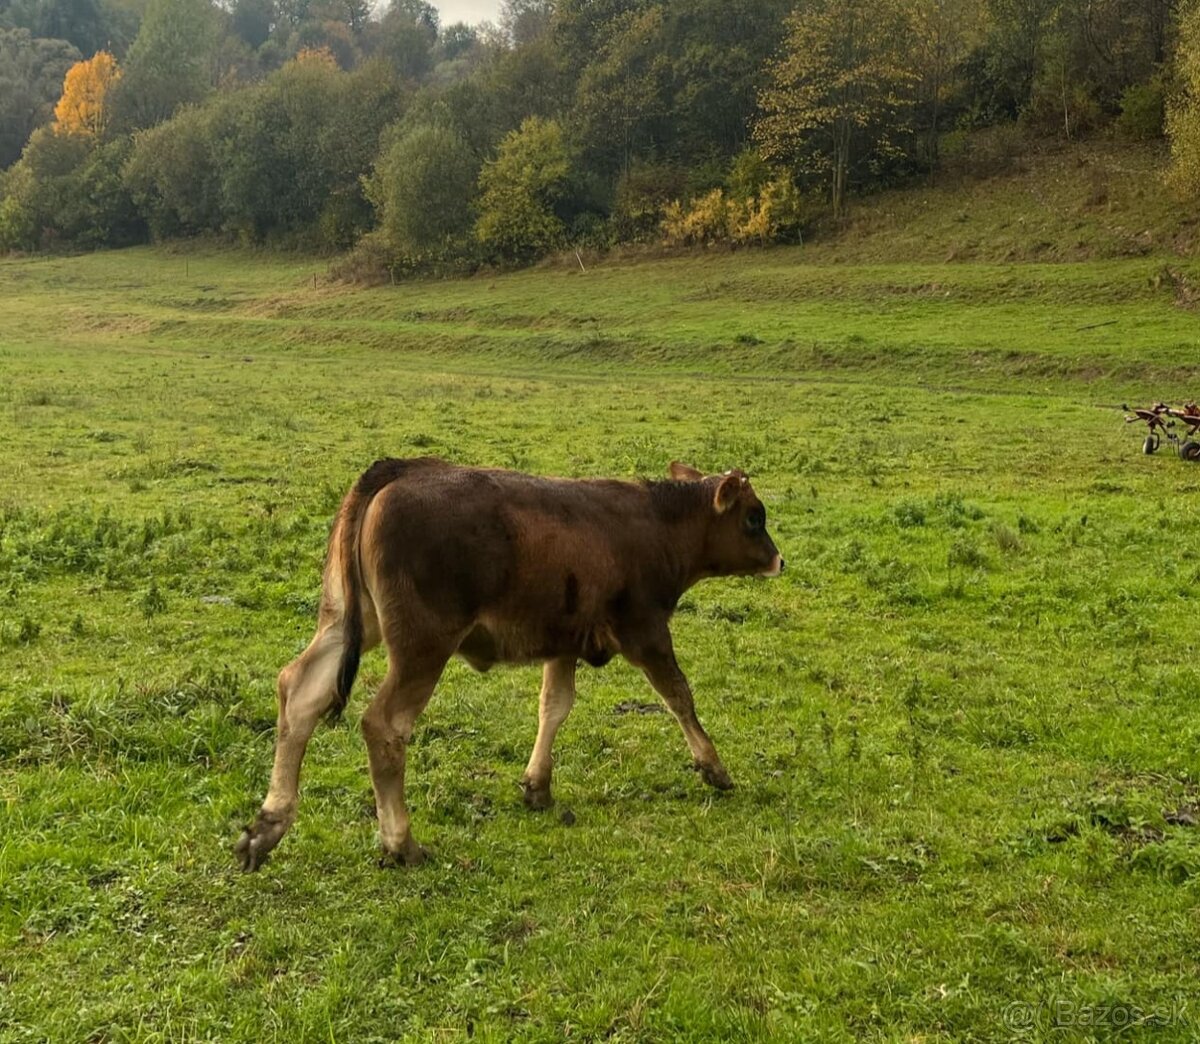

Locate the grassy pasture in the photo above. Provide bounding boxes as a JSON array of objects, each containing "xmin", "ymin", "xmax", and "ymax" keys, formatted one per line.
[{"xmin": 3, "ymin": 243, "xmax": 1200, "ymax": 1041}]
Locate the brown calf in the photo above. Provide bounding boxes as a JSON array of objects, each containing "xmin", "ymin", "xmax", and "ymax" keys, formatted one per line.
[{"xmin": 235, "ymin": 458, "xmax": 783, "ymax": 870}]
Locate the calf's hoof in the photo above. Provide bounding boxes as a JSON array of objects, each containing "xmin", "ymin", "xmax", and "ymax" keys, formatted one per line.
[
  {"xmin": 521, "ymin": 778, "xmax": 554, "ymax": 811},
  {"xmin": 234, "ymin": 810, "xmax": 290, "ymax": 872},
  {"xmin": 379, "ymin": 836, "xmax": 428, "ymax": 869},
  {"xmin": 696, "ymin": 762, "xmax": 735, "ymax": 792}
]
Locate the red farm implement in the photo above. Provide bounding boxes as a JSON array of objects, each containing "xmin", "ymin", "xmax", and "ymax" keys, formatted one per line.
[{"xmin": 1123, "ymin": 401, "xmax": 1200, "ymax": 460}]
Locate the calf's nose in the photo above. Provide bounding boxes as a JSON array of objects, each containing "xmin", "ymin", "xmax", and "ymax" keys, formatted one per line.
[{"xmin": 760, "ymin": 552, "xmax": 785, "ymax": 578}]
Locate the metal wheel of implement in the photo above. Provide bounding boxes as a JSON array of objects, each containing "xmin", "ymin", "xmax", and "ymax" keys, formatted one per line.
[
  {"xmin": 1180, "ymin": 440, "xmax": 1200, "ymax": 462},
  {"xmin": 1143, "ymin": 434, "xmax": 1160, "ymax": 455}
]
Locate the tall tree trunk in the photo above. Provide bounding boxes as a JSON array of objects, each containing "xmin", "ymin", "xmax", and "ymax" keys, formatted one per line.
[
  {"xmin": 929, "ymin": 67, "xmax": 942, "ymax": 186},
  {"xmin": 833, "ymin": 119, "xmax": 850, "ymax": 218},
  {"xmin": 1061, "ymin": 64, "xmax": 1071, "ymax": 139}
]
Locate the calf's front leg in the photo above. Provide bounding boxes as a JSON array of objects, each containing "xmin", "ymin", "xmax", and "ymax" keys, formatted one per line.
[{"xmin": 632, "ymin": 636, "xmax": 733, "ymax": 792}]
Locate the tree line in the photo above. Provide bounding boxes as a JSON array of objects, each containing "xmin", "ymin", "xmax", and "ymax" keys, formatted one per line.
[{"xmin": 0, "ymin": 0, "xmax": 1196, "ymax": 269}]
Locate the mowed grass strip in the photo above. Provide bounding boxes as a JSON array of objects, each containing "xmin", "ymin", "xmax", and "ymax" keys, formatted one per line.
[{"xmin": 2, "ymin": 246, "xmax": 1200, "ymax": 1041}]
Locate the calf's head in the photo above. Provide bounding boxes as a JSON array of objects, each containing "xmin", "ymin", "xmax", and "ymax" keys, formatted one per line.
[{"xmin": 669, "ymin": 461, "xmax": 784, "ymax": 579}]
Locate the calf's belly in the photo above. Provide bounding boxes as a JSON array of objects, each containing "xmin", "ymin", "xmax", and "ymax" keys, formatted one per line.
[{"xmin": 455, "ymin": 618, "xmax": 618, "ymax": 671}]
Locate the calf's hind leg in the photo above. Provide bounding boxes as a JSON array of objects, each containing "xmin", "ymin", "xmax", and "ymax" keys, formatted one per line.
[
  {"xmin": 361, "ymin": 642, "xmax": 452, "ymax": 867},
  {"xmin": 521, "ymin": 657, "xmax": 577, "ymax": 810},
  {"xmin": 236, "ymin": 625, "xmax": 343, "ymax": 871}
]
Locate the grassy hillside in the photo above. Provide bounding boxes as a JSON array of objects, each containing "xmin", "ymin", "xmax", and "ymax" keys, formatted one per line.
[
  {"xmin": 2, "ymin": 210, "xmax": 1200, "ymax": 1040},
  {"xmin": 803, "ymin": 140, "xmax": 1197, "ymax": 264}
]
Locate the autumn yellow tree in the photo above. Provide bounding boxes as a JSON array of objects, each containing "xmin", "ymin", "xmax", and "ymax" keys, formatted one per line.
[
  {"xmin": 54, "ymin": 50, "xmax": 120, "ymax": 138},
  {"xmin": 294, "ymin": 46, "xmax": 339, "ymax": 68},
  {"xmin": 1167, "ymin": 3, "xmax": 1200, "ymax": 199},
  {"xmin": 754, "ymin": 0, "xmax": 917, "ymax": 217}
]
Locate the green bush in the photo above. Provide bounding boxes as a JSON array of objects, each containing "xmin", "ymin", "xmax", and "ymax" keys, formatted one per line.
[
  {"xmin": 121, "ymin": 53, "xmax": 401, "ymax": 247},
  {"xmin": 123, "ymin": 100, "xmax": 233, "ymax": 238},
  {"xmin": 726, "ymin": 148, "xmax": 771, "ymax": 204},
  {"xmin": 0, "ymin": 175, "xmax": 36, "ymax": 251},
  {"xmin": 475, "ymin": 116, "xmax": 571, "ymax": 262},
  {"xmin": 57, "ymin": 137, "xmax": 143, "ymax": 248},
  {"xmin": 1117, "ymin": 77, "xmax": 1166, "ymax": 141},
  {"xmin": 0, "ymin": 128, "xmax": 139, "ymax": 250},
  {"xmin": 1025, "ymin": 77, "xmax": 1102, "ymax": 140},
  {"xmin": 612, "ymin": 161, "xmax": 686, "ymax": 242},
  {"xmin": 317, "ymin": 190, "xmax": 371, "ymax": 251},
  {"xmin": 0, "ymin": 128, "xmax": 89, "ymax": 250},
  {"xmin": 365, "ymin": 122, "xmax": 479, "ymax": 265}
]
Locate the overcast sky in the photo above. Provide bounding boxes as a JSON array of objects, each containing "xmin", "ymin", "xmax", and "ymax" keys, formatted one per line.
[{"xmin": 434, "ymin": 0, "xmax": 504, "ymax": 25}]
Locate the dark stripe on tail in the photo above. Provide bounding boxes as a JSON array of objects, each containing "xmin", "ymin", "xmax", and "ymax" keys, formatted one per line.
[{"xmin": 329, "ymin": 457, "xmax": 419, "ymax": 718}]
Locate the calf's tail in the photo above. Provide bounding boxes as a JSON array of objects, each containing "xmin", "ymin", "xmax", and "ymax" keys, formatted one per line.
[{"xmin": 331, "ymin": 458, "xmax": 409, "ymax": 717}]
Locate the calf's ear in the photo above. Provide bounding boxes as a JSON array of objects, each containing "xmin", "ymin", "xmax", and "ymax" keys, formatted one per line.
[
  {"xmin": 714, "ymin": 473, "xmax": 743, "ymax": 513},
  {"xmin": 669, "ymin": 461, "xmax": 704, "ymax": 481}
]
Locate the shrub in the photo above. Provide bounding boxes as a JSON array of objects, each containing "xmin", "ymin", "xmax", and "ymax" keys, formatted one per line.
[
  {"xmin": 0, "ymin": 178, "xmax": 36, "ymax": 251},
  {"xmin": 731, "ymin": 176, "xmax": 806, "ymax": 246},
  {"xmin": 123, "ymin": 100, "xmax": 233, "ymax": 237},
  {"xmin": 1025, "ymin": 77, "xmax": 1102, "ymax": 139},
  {"xmin": 56, "ymin": 137, "xmax": 143, "ymax": 247},
  {"xmin": 329, "ymin": 231, "xmax": 394, "ymax": 284},
  {"xmin": 317, "ymin": 190, "xmax": 371, "ymax": 251},
  {"xmin": 123, "ymin": 54, "xmax": 401, "ymax": 247},
  {"xmin": 727, "ymin": 148, "xmax": 771, "ymax": 204},
  {"xmin": 475, "ymin": 116, "xmax": 571, "ymax": 262},
  {"xmin": 1117, "ymin": 77, "xmax": 1166, "ymax": 141},
  {"xmin": 365, "ymin": 122, "xmax": 478, "ymax": 265},
  {"xmin": 938, "ymin": 123, "xmax": 1027, "ymax": 180},
  {"xmin": 0, "ymin": 127, "xmax": 88, "ymax": 250},
  {"xmin": 612, "ymin": 161, "xmax": 686, "ymax": 242},
  {"xmin": 567, "ymin": 210, "xmax": 613, "ymax": 251},
  {"xmin": 661, "ymin": 189, "xmax": 730, "ymax": 247},
  {"xmin": 0, "ymin": 128, "xmax": 137, "ymax": 250},
  {"xmin": 662, "ymin": 175, "xmax": 806, "ymax": 249}
]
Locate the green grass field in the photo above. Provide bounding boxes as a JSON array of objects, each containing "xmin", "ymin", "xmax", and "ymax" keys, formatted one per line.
[{"xmin": 3, "ymin": 236, "xmax": 1200, "ymax": 1041}]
